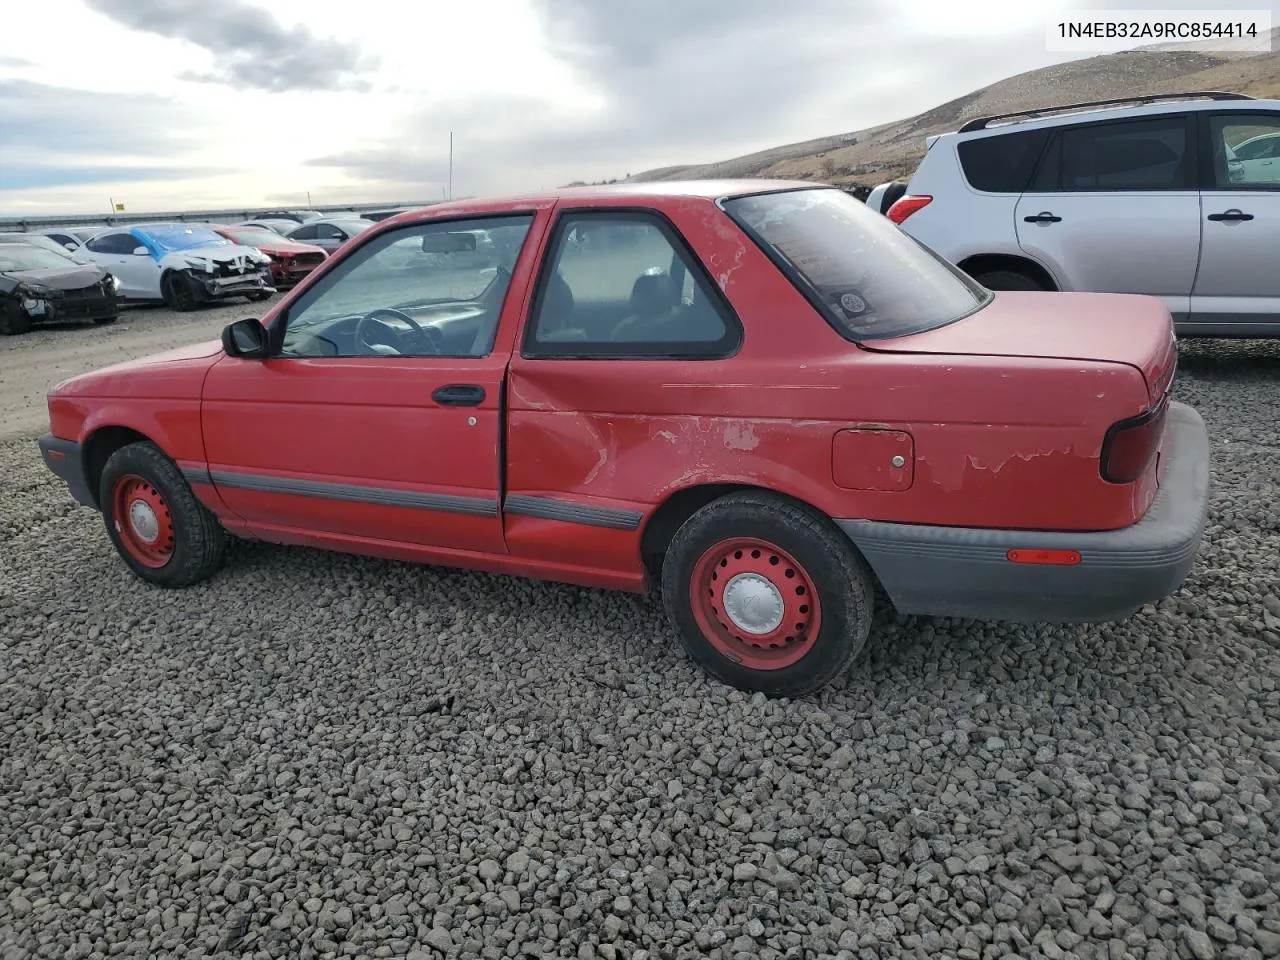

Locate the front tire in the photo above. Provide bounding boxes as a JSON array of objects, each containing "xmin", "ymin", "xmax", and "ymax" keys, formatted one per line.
[
  {"xmin": 661, "ymin": 492, "xmax": 874, "ymax": 698},
  {"xmin": 92, "ymin": 315, "xmax": 118, "ymax": 326},
  {"xmin": 0, "ymin": 303, "xmax": 33, "ymax": 335},
  {"xmin": 161, "ymin": 271, "xmax": 202, "ymax": 312},
  {"xmin": 247, "ymin": 290, "xmax": 273, "ymax": 302},
  {"xmin": 100, "ymin": 441, "xmax": 226, "ymax": 587}
]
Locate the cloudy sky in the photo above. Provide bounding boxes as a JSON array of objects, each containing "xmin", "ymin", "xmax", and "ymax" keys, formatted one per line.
[{"xmin": 0, "ymin": 0, "xmax": 1274, "ymax": 215}]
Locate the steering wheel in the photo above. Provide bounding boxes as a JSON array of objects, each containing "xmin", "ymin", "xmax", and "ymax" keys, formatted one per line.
[{"xmin": 354, "ymin": 307, "xmax": 444, "ymax": 356}]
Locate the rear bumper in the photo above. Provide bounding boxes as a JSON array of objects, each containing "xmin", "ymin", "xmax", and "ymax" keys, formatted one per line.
[
  {"xmin": 837, "ymin": 401, "xmax": 1210, "ymax": 623},
  {"xmin": 38, "ymin": 435, "xmax": 96, "ymax": 507}
]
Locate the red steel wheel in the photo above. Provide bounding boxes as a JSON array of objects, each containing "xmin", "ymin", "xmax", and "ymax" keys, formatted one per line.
[
  {"xmin": 111, "ymin": 474, "xmax": 175, "ymax": 569},
  {"xmin": 690, "ymin": 537, "xmax": 823, "ymax": 671}
]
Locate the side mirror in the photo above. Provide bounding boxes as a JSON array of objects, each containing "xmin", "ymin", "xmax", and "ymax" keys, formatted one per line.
[
  {"xmin": 222, "ymin": 318, "xmax": 269, "ymax": 358},
  {"xmin": 132, "ymin": 246, "xmax": 149, "ymax": 256},
  {"xmin": 63, "ymin": 242, "xmax": 77, "ymax": 251}
]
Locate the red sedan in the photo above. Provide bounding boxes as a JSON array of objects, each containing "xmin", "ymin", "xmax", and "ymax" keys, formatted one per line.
[
  {"xmin": 212, "ymin": 225, "xmax": 327, "ymax": 288},
  {"xmin": 38, "ymin": 181, "xmax": 1210, "ymax": 697}
]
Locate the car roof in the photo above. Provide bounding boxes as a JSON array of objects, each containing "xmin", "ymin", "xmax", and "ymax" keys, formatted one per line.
[
  {"xmin": 371, "ymin": 179, "xmax": 829, "ymax": 226},
  {"xmin": 944, "ymin": 96, "xmax": 1280, "ymax": 141}
]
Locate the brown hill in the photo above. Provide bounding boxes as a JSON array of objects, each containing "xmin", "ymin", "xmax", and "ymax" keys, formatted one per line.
[{"xmin": 629, "ymin": 33, "xmax": 1280, "ymax": 189}]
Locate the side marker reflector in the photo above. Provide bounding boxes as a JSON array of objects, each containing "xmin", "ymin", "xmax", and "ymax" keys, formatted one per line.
[{"xmin": 1007, "ymin": 548, "xmax": 1081, "ymax": 566}]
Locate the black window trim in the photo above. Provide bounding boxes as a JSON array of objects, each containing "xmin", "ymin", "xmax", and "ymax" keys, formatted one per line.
[
  {"xmin": 717, "ymin": 185, "xmax": 993, "ymax": 344},
  {"xmin": 1024, "ymin": 112, "xmax": 1198, "ymax": 194},
  {"xmin": 267, "ymin": 210, "xmax": 540, "ymax": 359},
  {"xmin": 519, "ymin": 206, "xmax": 744, "ymax": 361},
  {"xmin": 1197, "ymin": 108, "xmax": 1280, "ymax": 192}
]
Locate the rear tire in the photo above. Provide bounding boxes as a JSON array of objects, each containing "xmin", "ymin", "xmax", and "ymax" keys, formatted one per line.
[
  {"xmin": 0, "ymin": 304, "xmax": 32, "ymax": 335},
  {"xmin": 661, "ymin": 492, "xmax": 874, "ymax": 698},
  {"xmin": 973, "ymin": 269, "xmax": 1047, "ymax": 292},
  {"xmin": 100, "ymin": 441, "xmax": 226, "ymax": 587}
]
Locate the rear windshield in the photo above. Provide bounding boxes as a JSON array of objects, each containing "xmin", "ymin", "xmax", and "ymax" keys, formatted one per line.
[{"xmin": 722, "ymin": 188, "xmax": 990, "ymax": 341}]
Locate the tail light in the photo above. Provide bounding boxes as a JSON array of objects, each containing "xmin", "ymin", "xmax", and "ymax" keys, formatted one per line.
[
  {"xmin": 1100, "ymin": 393, "xmax": 1169, "ymax": 484},
  {"xmin": 886, "ymin": 194, "xmax": 932, "ymax": 225}
]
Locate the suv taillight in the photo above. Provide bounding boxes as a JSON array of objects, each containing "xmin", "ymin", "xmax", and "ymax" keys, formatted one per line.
[
  {"xmin": 886, "ymin": 194, "xmax": 932, "ymax": 224},
  {"xmin": 1100, "ymin": 393, "xmax": 1169, "ymax": 484}
]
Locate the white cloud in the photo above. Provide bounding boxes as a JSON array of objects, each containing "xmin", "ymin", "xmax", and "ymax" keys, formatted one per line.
[{"xmin": 1, "ymin": 0, "xmax": 1275, "ymax": 215}]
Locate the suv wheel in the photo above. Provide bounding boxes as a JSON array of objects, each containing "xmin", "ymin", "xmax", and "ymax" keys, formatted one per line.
[{"xmin": 974, "ymin": 269, "xmax": 1047, "ymax": 292}]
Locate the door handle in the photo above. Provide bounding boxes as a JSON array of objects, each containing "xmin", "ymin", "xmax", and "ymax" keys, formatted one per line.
[
  {"xmin": 1207, "ymin": 209, "xmax": 1254, "ymax": 222},
  {"xmin": 431, "ymin": 384, "xmax": 486, "ymax": 406},
  {"xmin": 1023, "ymin": 212, "xmax": 1062, "ymax": 223}
]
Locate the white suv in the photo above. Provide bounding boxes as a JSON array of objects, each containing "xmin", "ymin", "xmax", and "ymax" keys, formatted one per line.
[{"xmin": 872, "ymin": 92, "xmax": 1280, "ymax": 338}]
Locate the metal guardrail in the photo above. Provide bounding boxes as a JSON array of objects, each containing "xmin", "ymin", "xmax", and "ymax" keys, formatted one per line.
[{"xmin": 0, "ymin": 200, "xmax": 442, "ymax": 232}]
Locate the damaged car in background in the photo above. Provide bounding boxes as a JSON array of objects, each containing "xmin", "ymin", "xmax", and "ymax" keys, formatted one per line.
[
  {"xmin": 211, "ymin": 224, "xmax": 329, "ymax": 289},
  {"xmin": 77, "ymin": 223, "xmax": 275, "ymax": 312},
  {"xmin": 0, "ymin": 236, "xmax": 120, "ymax": 335}
]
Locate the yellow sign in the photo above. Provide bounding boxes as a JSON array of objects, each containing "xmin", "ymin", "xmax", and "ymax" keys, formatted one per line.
[{"xmin": 114, "ymin": 203, "xmax": 125, "ymax": 212}]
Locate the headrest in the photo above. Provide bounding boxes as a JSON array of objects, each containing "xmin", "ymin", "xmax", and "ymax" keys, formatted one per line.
[{"xmin": 629, "ymin": 268, "xmax": 677, "ymax": 316}]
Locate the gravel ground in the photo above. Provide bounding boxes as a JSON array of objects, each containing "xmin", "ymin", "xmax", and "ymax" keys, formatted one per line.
[
  {"xmin": 1, "ymin": 316, "xmax": 1278, "ymax": 960},
  {"xmin": 0, "ymin": 302, "xmax": 252, "ymax": 442}
]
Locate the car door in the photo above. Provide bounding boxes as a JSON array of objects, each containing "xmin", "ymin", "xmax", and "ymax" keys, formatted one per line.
[
  {"xmin": 82, "ymin": 231, "xmax": 154, "ymax": 298},
  {"xmin": 1189, "ymin": 110, "xmax": 1280, "ymax": 335},
  {"xmin": 504, "ymin": 209, "xmax": 743, "ymax": 580},
  {"xmin": 322, "ymin": 225, "xmax": 353, "ymax": 253},
  {"xmin": 200, "ymin": 211, "xmax": 546, "ymax": 555},
  {"xmin": 1014, "ymin": 113, "xmax": 1200, "ymax": 323}
]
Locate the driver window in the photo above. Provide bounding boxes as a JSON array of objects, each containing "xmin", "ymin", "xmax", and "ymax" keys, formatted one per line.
[{"xmin": 278, "ymin": 215, "xmax": 535, "ymax": 359}]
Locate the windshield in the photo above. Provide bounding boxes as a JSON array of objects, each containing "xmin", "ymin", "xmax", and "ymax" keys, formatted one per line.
[
  {"xmin": 329, "ymin": 220, "xmax": 373, "ymax": 234},
  {"xmin": 722, "ymin": 188, "xmax": 989, "ymax": 341},
  {"xmin": 139, "ymin": 225, "xmax": 233, "ymax": 253},
  {"xmin": 221, "ymin": 228, "xmax": 280, "ymax": 247},
  {"xmin": 0, "ymin": 243, "xmax": 81, "ymax": 271}
]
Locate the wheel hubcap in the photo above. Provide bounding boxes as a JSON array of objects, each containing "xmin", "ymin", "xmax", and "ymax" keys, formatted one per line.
[
  {"xmin": 722, "ymin": 572, "xmax": 785, "ymax": 635},
  {"xmin": 112, "ymin": 475, "xmax": 175, "ymax": 568},
  {"xmin": 689, "ymin": 537, "xmax": 823, "ymax": 672},
  {"xmin": 128, "ymin": 498, "xmax": 160, "ymax": 542}
]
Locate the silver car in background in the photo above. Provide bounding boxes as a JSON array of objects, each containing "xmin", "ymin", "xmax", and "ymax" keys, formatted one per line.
[
  {"xmin": 285, "ymin": 217, "xmax": 375, "ymax": 254},
  {"xmin": 871, "ymin": 91, "xmax": 1280, "ymax": 338}
]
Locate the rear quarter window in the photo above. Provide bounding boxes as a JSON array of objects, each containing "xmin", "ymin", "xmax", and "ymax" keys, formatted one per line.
[
  {"xmin": 722, "ymin": 188, "xmax": 990, "ymax": 341},
  {"xmin": 956, "ymin": 129, "xmax": 1050, "ymax": 192}
]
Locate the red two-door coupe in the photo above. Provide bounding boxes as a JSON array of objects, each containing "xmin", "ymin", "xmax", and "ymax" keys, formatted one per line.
[
  {"xmin": 212, "ymin": 225, "xmax": 328, "ymax": 288},
  {"xmin": 39, "ymin": 182, "xmax": 1210, "ymax": 697}
]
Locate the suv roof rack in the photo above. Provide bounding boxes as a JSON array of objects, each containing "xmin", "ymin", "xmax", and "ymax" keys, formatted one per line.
[{"xmin": 957, "ymin": 91, "xmax": 1254, "ymax": 133}]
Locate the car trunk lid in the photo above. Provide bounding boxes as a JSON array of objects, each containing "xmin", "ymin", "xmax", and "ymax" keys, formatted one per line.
[{"xmin": 861, "ymin": 291, "xmax": 1177, "ymax": 403}]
